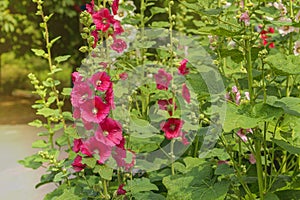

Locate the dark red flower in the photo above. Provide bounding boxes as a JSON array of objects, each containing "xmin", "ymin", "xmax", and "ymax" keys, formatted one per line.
[
  {"xmin": 73, "ymin": 139, "xmax": 83, "ymax": 153},
  {"xmin": 89, "ymin": 71, "xmax": 112, "ymax": 92},
  {"xmin": 95, "ymin": 117, "xmax": 123, "ymax": 147},
  {"xmin": 154, "ymin": 69, "xmax": 172, "ymax": 90},
  {"xmin": 260, "ymin": 27, "xmax": 275, "ymax": 48},
  {"xmin": 119, "ymin": 72, "xmax": 128, "ymax": 80},
  {"xmin": 117, "ymin": 184, "xmax": 126, "ymax": 195},
  {"xmin": 178, "ymin": 59, "xmax": 189, "ymax": 75},
  {"xmin": 111, "ymin": 38, "xmax": 127, "ymax": 53},
  {"xmin": 160, "ymin": 118, "xmax": 184, "ymax": 140},
  {"xmin": 182, "ymin": 83, "xmax": 191, "ymax": 104},
  {"xmin": 112, "ymin": 0, "xmax": 120, "ymax": 15},
  {"xmin": 92, "ymin": 8, "xmax": 115, "ymax": 32},
  {"xmin": 80, "ymin": 96, "xmax": 110, "ymax": 123},
  {"xmin": 91, "ymin": 30, "xmax": 99, "ymax": 48},
  {"xmin": 72, "ymin": 155, "xmax": 86, "ymax": 172},
  {"xmin": 158, "ymin": 98, "xmax": 177, "ymax": 116}
]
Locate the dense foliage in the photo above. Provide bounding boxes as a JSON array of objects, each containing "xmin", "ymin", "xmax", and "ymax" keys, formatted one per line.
[{"xmin": 19, "ymin": 0, "xmax": 300, "ymax": 199}]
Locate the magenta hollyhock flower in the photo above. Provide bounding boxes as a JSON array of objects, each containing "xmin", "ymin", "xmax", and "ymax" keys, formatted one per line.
[
  {"xmin": 91, "ymin": 30, "xmax": 99, "ymax": 48},
  {"xmin": 182, "ymin": 83, "xmax": 191, "ymax": 104},
  {"xmin": 72, "ymin": 155, "xmax": 86, "ymax": 172},
  {"xmin": 119, "ymin": 72, "xmax": 128, "ymax": 80},
  {"xmin": 80, "ymin": 96, "xmax": 110, "ymax": 123},
  {"xmin": 82, "ymin": 118, "xmax": 94, "ymax": 130},
  {"xmin": 113, "ymin": 21, "xmax": 124, "ymax": 35},
  {"xmin": 86, "ymin": 0, "xmax": 95, "ymax": 14},
  {"xmin": 73, "ymin": 138, "xmax": 83, "ymax": 153},
  {"xmin": 112, "ymin": 0, "xmax": 120, "ymax": 15},
  {"xmin": 260, "ymin": 27, "xmax": 275, "ymax": 48},
  {"xmin": 178, "ymin": 59, "xmax": 189, "ymax": 75},
  {"xmin": 158, "ymin": 98, "xmax": 177, "ymax": 116},
  {"xmin": 89, "ymin": 71, "xmax": 112, "ymax": 92},
  {"xmin": 111, "ymin": 38, "xmax": 127, "ymax": 53},
  {"xmin": 117, "ymin": 184, "xmax": 126, "ymax": 195},
  {"xmin": 249, "ymin": 153, "xmax": 256, "ymax": 164},
  {"xmin": 161, "ymin": 118, "xmax": 184, "ymax": 140},
  {"xmin": 154, "ymin": 69, "xmax": 172, "ymax": 90},
  {"xmin": 112, "ymin": 138, "xmax": 126, "ymax": 166},
  {"xmin": 72, "ymin": 72, "xmax": 82, "ymax": 84},
  {"xmin": 84, "ymin": 136, "xmax": 112, "ymax": 164},
  {"xmin": 105, "ymin": 83, "xmax": 115, "ymax": 109},
  {"xmin": 180, "ymin": 131, "xmax": 189, "ymax": 145},
  {"xmin": 71, "ymin": 82, "xmax": 93, "ymax": 108},
  {"xmin": 240, "ymin": 11, "xmax": 250, "ymax": 26},
  {"xmin": 92, "ymin": 8, "xmax": 115, "ymax": 32},
  {"xmin": 95, "ymin": 117, "xmax": 123, "ymax": 147},
  {"xmin": 73, "ymin": 107, "xmax": 81, "ymax": 119}
]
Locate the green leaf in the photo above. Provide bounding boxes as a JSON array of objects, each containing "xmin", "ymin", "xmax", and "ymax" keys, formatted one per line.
[
  {"xmin": 31, "ymin": 48, "xmax": 45, "ymax": 57},
  {"xmin": 265, "ymin": 193, "xmax": 280, "ymax": 200},
  {"xmin": 215, "ymin": 164, "xmax": 234, "ymax": 176},
  {"xmin": 151, "ymin": 21, "xmax": 169, "ymax": 28},
  {"xmin": 53, "ymin": 172, "xmax": 66, "ymax": 182},
  {"xmin": 55, "ymin": 55, "xmax": 71, "ymax": 63},
  {"xmin": 37, "ymin": 107, "xmax": 59, "ymax": 117},
  {"xmin": 56, "ymin": 189, "xmax": 81, "ymax": 200},
  {"xmin": 32, "ymin": 140, "xmax": 49, "ymax": 148},
  {"xmin": 150, "ymin": 7, "xmax": 166, "ymax": 15},
  {"xmin": 220, "ymin": 49, "xmax": 244, "ymax": 63},
  {"xmin": 18, "ymin": 154, "xmax": 43, "ymax": 169},
  {"xmin": 275, "ymin": 190, "xmax": 300, "ymax": 200},
  {"xmin": 93, "ymin": 165, "xmax": 113, "ymax": 180},
  {"xmin": 124, "ymin": 177, "xmax": 159, "ymax": 195},
  {"xmin": 62, "ymin": 88, "xmax": 72, "ymax": 96},
  {"xmin": 28, "ymin": 119, "xmax": 43, "ymax": 128},
  {"xmin": 81, "ymin": 157, "xmax": 97, "ymax": 168},
  {"xmin": 50, "ymin": 36, "xmax": 61, "ymax": 45},
  {"xmin": 223, "ymin": 103, "xmax": 259, "ymax": 132},
  {"xmin": 265, "ymin": 54, "xmax": 300, "ymax": 75},
  {"xmin": 133, "ymin": 191, "xmax": 166, "ymax": 200},
  {"xmin": 270, "ymin": 97, "xmax": 300, "ymax": 117},
  {"xmin": 272, "ymin": 139, "xmax": 300, "ymax": 154}
]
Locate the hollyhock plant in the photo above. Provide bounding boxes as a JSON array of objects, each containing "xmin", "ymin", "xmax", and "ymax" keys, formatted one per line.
[
  {"xmin": 154, "ymin": 69, "xmax": 172, "ymax": 90},
  {"xmin": 111, "ymin": 38, "xmax": 127, "ymax": 53},
  {"xmin": 71, "ymin": 82, "xmax": 93, "ymax": 108},
  {"xmin": 260, "ymin": 27, "xmax": 275, "ymax": 48},
  {"xmin": 95, "ymin": 117, "xmax": 123, "ymax": 147},
  {"xmin": 92, "ymin": 8, "xmax": 115, "ymax": 32},
  {"xmin": 178, "ymin": 59, "xmax": 189, "ymax": 75},
  {"xmin": 80, "ymin": 96, "xmax": 110, "ymax": 123},
  {"xmin": 89, "ymin": 71, "xmax": 112, "ymax": 92},
  {"xmin": 161, "ymin": 118, "xmax": 184, "ymax": 140},
  {"xmin": 158, "ymin": 98, "xmax": 177, "ymax": 116},
  {"xmin": 182, "ymin": 83, "xmax": 191, "ymax": 104}
]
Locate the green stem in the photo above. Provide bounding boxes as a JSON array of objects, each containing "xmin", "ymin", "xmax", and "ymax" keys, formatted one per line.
[
  {"xmin": 245, "ymin": 39, "xmax": 254, "ymax": 106},
  {"xmin": 102, "ymin": 179, "xmax": 110, "ymax": 199},
  {"xmin": 171, "ymin": 139, "xmax": 175, "ymax": 175},
  {"xmin": 255, "ymin": 139, "xmax": 265, "ymax": 200}
]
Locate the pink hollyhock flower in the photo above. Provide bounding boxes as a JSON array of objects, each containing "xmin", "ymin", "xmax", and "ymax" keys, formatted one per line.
[
  {"xmin": 89, "ymin": 71, "xmax": 111, "ymax": 92},
  {"xmin": 112, "ymin": 0, "xmax": 120, "ymax": 15},
  {"xmin": 84, "ymin": 136, "xmax": 112, "ymax": 164},
  {"xmin": 245, "ymin": 92, "xmax": 250, "ymax": 101},
  {"xmin": 273, "ymin": 2, "xmax": 287, "ymax": 15},
  {"xmin": 178, "ymin": 59, "xmax": 189, "ymax": 75},
  {"xmin": 82, "ymin": 118, "xmax": 95, "ymax": 130},
  {"xmin": 113, "ymin": 21, "xmax": 124, "ymax": 35},
  {"xmin": 236, "ymin": 129, "xmax": 253, "ymax": 142},
  {"xmin": 158, "ymin": 98, "xmax": 177, "ymax": 116},
  {"xmin": 73, "ymin": 138, "xmax": 83, "ymax": 153},
  {"xmin": 80, "ymin": 96, "xmax": 110, "ymax": 123},
  {"xmin": 111, "ymin": 38, "xmax": 127, "ymax": 53},
  {"xmin": 154, "ymin": 69, "xmax": 172, "ymax": 90},
  {"xmin": 71, "ymin": 82, "xmax": 93, "ymax": 108},
  {"xmin": 86, "ymin": 0, "xmax": 95, "ymax": 14},
  {"xmin": 225, "ymin": 92, "xmax": 231, "ymax": 101},
  {"xmin": 72, "ymin": 72, "xmax": 82, "ymax": 84},
  {"xmin": 293, "ymin": 41, "xmax": 300, "ymax": 56},
  {"xmin": 92, "ymin": 8, "xmax": 115, "ymax": 32},
  {"xmin": 73, "ymin": 107, "xmax": 81, "ymax": 119},
  {"xmin": 240, "ymin": 11, "xmax": 250, "ymax": 26},
  {"xmin": 180, "ymin": 131, "xmax": 189, "ymax": 145},
  {"xmin": 72, "ymin": 155, "xmax": 86, "ymax": 172},
  {"xmin": 218, "ymin": 160, "xmax": 229, "ymax": 165},
  {"xmin": 161, "ymin": 118, "xmax": 184, "ymax": 140},
  {"xmin": 182, "ymin": 84, "xmax": 191, "ymax": 104},
  {"xmin": 117, "ymin": 184, "xmax": 126, "ymax": 195},
  {"xmin": 235, "ymin": 91, "xmax": 241, "ymax": 105},
  {"xmin": 119, "ymin": 72, "xmax": 128, "ymax": 80},
  {"xmin": 91, "ymin": 30, "xmax": 99, "ymax": 48},
  {"xmin": 232, "ymin": 86, "xmax": 238, "ymax": 93},
  {"xmin": 105, "ymin": 83, "xmax": 115, "ymax": 109},
  {"xmin": 249, "ymin": 153, "xmax": 256, "ymax": 164},
  {"xmin": 95, "ymin": 117, "xmax": 123, "ymax": 147}
]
